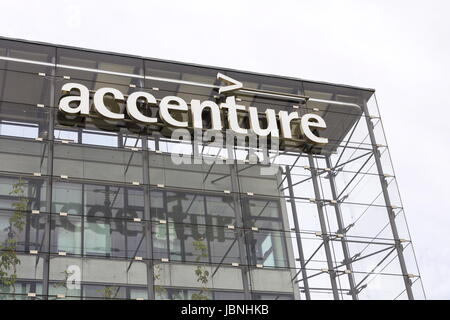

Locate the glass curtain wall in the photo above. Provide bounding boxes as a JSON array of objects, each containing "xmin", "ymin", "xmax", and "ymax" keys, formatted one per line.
[{"xmin": 0, "ymin": 37, "xmax": 425, "ymax": 300}]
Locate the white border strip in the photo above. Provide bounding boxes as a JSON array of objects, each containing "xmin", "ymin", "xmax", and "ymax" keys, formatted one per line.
[{"xmin": 58, "ymin": 63, "xmax": 144, "ymax": 79}]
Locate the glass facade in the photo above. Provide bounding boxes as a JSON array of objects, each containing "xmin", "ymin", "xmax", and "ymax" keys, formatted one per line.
[{"xmin": 0, "ymin": 37, "xmax": 424, "ymax": 300}]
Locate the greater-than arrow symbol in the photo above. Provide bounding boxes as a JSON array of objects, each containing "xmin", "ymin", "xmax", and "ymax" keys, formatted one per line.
[{"xmin": 217, "ymin": 73, "xmax": 243, "ymax": 94}]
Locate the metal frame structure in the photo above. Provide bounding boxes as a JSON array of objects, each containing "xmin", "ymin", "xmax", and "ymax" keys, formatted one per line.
[{"xmin": 0, "ymin": 36, "xmax": 425, "ymax": 300}]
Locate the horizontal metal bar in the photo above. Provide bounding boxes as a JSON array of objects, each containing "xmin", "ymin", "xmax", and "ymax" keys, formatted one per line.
[
  {"xmin": 0, "ymin": 55, "xmax": 55, "ymax": 67},
  {"xmin": 309, "ymin": 98, "xmax": 362, "ymax": 110},
  {"xmin": 145, "ymin": 75, "xmax": 217, "ymax": 88},
  {"xmin": 59, "ymin": 64, "xmax": 145, "ymax": 79},
  {"xmin": 238, "ymin": 87, "xmax": 309, "ymax": 102}
]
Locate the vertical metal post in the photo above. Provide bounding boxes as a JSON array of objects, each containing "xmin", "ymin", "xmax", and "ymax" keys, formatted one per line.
[
  {"xmin": 42, "ymin": 113, "xmax": 53, "ymax": 300},
  {"xmin": 285, "ymin": 166, "xmax": 311, "ymax": 300},
  {"xmin": 325, "ymin": 156, "xmax": 358, "ymax": 300},
  {"xmin": 361, "ymin": 101, "xmax": 414, "ymax": 300},
  {"xmin": 142, "ymin": 139, "xmax": 155, "ymax": 300},
  {"xmin": 230, "ymin": 167, "xmax": 252, "ymax": 300},
  {"xmin": 308, "ymin": 154, "xmax": 340, "ymax": 300},
  {"xmin": 42, "ymin": 55, "xmax": 56, "ymax": 300},
  {"xmin": 227, "ymin": 147, "xmax": 251, "ymax": 299},
  {"xmin": 139, "ymin": 64, "xmax": 155, "ymax": 300},
  {"xmin": 42, "ymin": 122, "xmax": 53, "ymax": 300}
]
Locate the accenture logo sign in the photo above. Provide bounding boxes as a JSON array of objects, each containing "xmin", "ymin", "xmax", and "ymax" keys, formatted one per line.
[{"xmin": 58, "ymin": 73, "xmax": 328, "ymax": 145}]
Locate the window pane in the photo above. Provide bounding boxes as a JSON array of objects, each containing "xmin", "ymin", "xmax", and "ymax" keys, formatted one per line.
[
  {"xmin": 153, "ymin": 222, "xmax": 240, "ymax": 264},
  {"xmin": 0, "ymin": 176, "xmax": 47, "ymax": 212},
  {"xmin": 0, "ymin": 96, "xmax": 50, "ymax": 142},
  {"xmin": 0, "ymin": 137, "xmax": 48, "ymax": 175},
  {"xmin": 246, "ymin": 230, "xmax": 289, "ymax": 268},
  {"xmin": 53, "ymin": 144, "xmax": 143, "ymax": 184},
  {"xmin": 150, "ymin": 190, "xmax": 236, "ymax": 227},
  {"xmin": 57, "ymin": 48, "xmax": 143, "ymax": 86},
  {"xmin": 0, "ymin": 211, "xmax": 46, "ymax": 252},
  {"xmin": 0, "ymin": 70, "xmax": 53, "ymax": 106},
  {"xmin": 0, "ymin": 39, "xmax": 55, "ymax": 74}
]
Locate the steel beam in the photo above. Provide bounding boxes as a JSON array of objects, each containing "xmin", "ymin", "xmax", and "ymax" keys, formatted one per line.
[
  {"xmin": 361, "ymin": 101, "xmax": 414, "ymax": 300},
  {"xmin": 138, "ymin": 67, "xmax": 155, "ymax": 300},
  {"xmin": 41, "ymin": 113, "xmax": 52, "ymax": 300},
  {"xmin": 142, "ymin": 138, "xmax": 155, "ymax": 300},
  {"xmin": 325, "ymin": 156, "xmax": 358, "ymax": 300},
  {"xmin": 227, "ymin": 149, "xmax": 251, "ymax": 299},
  {"xmin": 308, "ymin": 154, "xmax": 340, "ymax": 300},
  {"xmin": 42, "ymin": 58, "xmax": 55, "ymax": 300}
]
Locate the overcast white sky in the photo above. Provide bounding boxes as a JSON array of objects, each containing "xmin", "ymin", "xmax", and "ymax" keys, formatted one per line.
[{"xmin": 1, "ymin": 0, "xmax": 449, "ymax": 299}]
